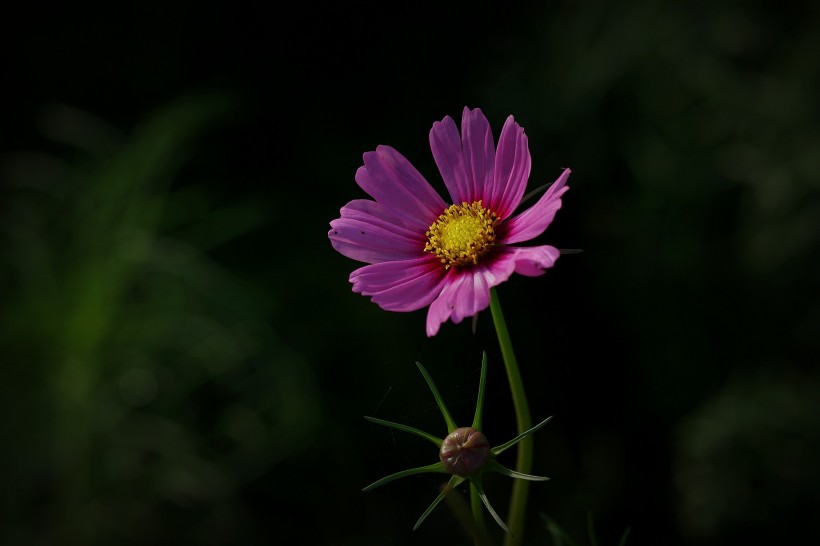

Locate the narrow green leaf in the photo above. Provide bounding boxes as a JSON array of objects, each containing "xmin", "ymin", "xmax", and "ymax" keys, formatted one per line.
[
  {"xmin": 471, "ymin": 352, "xmax": 488, "ymax": 430},
  {"xmin": 540, "ymin": 514, "xmax": 578, "ymax": 546},
  {"xmin": 362, "ymin": 461, "xmax": 448, "ymax": 492},
  {"xmin": 473, "ymin": 476, "xmax": 511, "ymax": 534},
  {"xmin": 617, "ymin": 525, "xmax": 632, "ymax": 546},
  {"xmin": 415, "ymin": 361, "xmax": 457, "ymax": 433},
  {"xmin": 413, "ymin": 475, "xmax": 465, "ymax": 530},
  {"xmin": 491, "ymin": 416, "xmax": 553, "ymax": 456},
  {"xmin": 486, "ymin": 459, "xmax": 549, "ymax": 481},
  {"xmin": 364, "ymin": 416, "xmax": 442, "ymax": 447}
]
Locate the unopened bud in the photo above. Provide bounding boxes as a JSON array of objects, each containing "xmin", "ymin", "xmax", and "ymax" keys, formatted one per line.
[{"xmin": 439, "ymin": 427, "xmax": 490, "ymax": 476}]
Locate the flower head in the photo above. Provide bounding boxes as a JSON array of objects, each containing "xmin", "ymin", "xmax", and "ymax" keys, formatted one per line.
[
  {"xmin": 329, "ymin": 107, "xmax": 570, "ymax": 336},
  {"xmin": 362, "ymin": 353, "xmax": 552, "ymax": 533}
]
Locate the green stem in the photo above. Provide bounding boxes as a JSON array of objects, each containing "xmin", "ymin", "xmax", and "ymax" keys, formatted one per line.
[{"xmin": 489, "ymin": 288, "xmax": 532, "ymax": 546}]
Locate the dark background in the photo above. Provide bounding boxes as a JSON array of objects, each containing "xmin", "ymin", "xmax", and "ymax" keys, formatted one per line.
[{"xmin": 2, "ymin": 1, "xmax": 818, "ymax": 545}]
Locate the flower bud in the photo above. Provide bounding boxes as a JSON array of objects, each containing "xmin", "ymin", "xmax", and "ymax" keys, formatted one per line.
[{"xmin": 439, "ymin": 427, "xmax": 490, "ymax": 477}]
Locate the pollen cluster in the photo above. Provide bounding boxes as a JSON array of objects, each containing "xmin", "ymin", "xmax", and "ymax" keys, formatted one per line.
[{"xmin": 425, "ymin": 201, "xmax": 498, "ymax": 269}]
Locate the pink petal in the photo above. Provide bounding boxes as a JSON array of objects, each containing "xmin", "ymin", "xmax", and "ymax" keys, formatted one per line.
[
  {"xmin": 423, "ymin": 242, "xmax": 561, "ymax": 336},
  {"xmin": 341, "ymin": 199, "xmax": 424, "ymax": 234},
  {"xmin": 499, "ymin": 168, "xmax": 570, "ymax": 245},
  {"xmin": 490, "ymin": 116, "xmax": 531, "ymax": 220},
  {"xmin": 426, "ymin": 273, "xmax": 478, "ymax": 336},
  {"xmin": 329, "ymin": 199, "xmax": 426, "ymax": 264},
  {"xmin": 498, "ymin": 245, "xmax": 561, "ymax": 276},
  {"xmin": 329, "ymin": 222, "xmax": 421, "ymax": 265},
  {"xmin": 429, "ymin": 107, "xmax": 495, "ymax": 205},
  {"xmin": 430, "ymin": 115, "xmax": 471, "ymax": 204},
  {"xmin": 350, "ymin": 255, "xmax": 447, "ymax": 312},
  {"xmin": 355, "ymin": 145, "xmax": 447, "ymax": 230},
  {"xmin": 460, "ymin": 107, "xmax": 495, "ymax": 204},
  {"xmin": 424, "ymin": 251, "xmax": 521, "ymax": 336}
]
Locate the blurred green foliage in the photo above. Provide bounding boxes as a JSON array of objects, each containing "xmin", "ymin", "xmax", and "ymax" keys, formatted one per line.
[{"xmin": 0, "ymin": 98, "xmax": 320, "ymax": 544}]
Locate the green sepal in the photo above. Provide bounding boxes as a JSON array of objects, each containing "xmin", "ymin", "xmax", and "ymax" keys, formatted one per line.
[
  {"xmin": 413, "ymin": 475, "xmax": 465, "ymax": 530},
  {"xmin": 415, "ymin": 361, "xmax": 457, "ymax": 433},
  {"xmin": 362, "ymin": 461, "xmax": 448, "ymax": 492},
  {"xmin": 491, "ymin": 415, "xmax": 553, "ymax": 456},
  {"xmin": 471, "ymin": 352, "xmax": 488, "ymax": 431},
  {"xmin": 471, "ymin": 474, "xmax": 510, "ymax": 534},
  {"xmin": 363, "ymin": 415, "xmax": 442, "ymax": 447},
  {"xmin": 519, "ymin": 181, "xmax": 551, "ymax": 206},
  {"xmin": 485, "ymin": 459, "xmax": 549, "ymax": 481}
]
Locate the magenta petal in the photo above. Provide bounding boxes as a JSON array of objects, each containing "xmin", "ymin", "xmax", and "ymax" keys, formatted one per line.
[
  {"xmin": 355, "ymin": 145, "xmax": 447, "ymax": 229},
  {"xmin": 430, "ymin": 115, "xmax": 471, "ymax": 204},
  {"xmin": 329, "ymin": 220, "xmax": 421, "ymax": 265},
  {"xmin": 350, "ymin": 256, "xmax": 446, "ymax": 312},
  {"xmin": 499, "ymin": 168, "xmax": 571, "ymax": 245},
  {"xmin": 426, "ymin": 273, "xmax": 474, "ymax": 336},
  {"xmin": 430, "ymin": 108, "xmax": 496, "ymax": 205},
  {"xmin": 460, "ymin": 107, "xmax": 495, "ymax": 204},
  {"xmin": 499, "ymin": 245, "xmax": 561, "ymax": 276},
  {"xmin": 341, "ymin": 199, "xmax": 423, "ymax": 234},
  {"xmin": 329, "ymin": 199, "xmax": 426, "ymax": 264},
  {"xmin": 490, "ymin": 116, "xmax": 531, "ymax": 219},
  {"xmin": 424, "ymin": 252, "xmax": 521, "ymax": 336}
]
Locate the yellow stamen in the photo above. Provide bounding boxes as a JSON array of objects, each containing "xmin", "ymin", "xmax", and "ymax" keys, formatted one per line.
[{"xmin": 425, "ymin": 201, "xmax": 498, "ymax": 269}]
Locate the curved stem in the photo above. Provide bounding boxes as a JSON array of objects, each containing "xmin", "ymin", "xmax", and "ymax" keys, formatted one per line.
[{"xmin": 489, "ymin": 287, "xmax": 532, "ymax": 546}]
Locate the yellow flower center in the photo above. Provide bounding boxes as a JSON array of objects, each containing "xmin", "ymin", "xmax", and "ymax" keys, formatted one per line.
[{"xmin": 425, "ymin": 201, "xmax": 498, "ymax": 269}]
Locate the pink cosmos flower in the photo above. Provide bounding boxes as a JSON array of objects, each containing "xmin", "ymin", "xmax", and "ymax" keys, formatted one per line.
[{"xmin": 329, "ymin": 107, "xmax": 570, "ymax": 337}]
